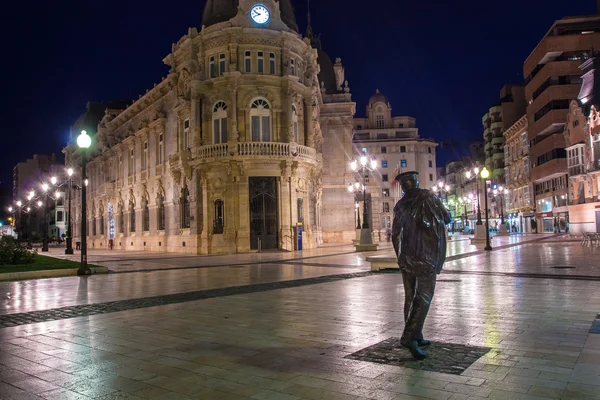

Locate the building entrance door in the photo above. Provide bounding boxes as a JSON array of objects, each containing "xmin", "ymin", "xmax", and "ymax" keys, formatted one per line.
[
  {"xmin": 596, "ymin": 210, "xmax": 600, "ymax": 233},
  {"xmin": 249, "ymin": 177, "xmax": 279, "ymax": 250}
]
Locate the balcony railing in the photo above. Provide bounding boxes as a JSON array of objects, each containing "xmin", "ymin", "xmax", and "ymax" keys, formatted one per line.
[
  {"xmin": 196, "ymin": 142, "xmax": 317, "ymax": 161},
  {"xmin": 569, "ymin": 165, "xmax": 584, "ymax": 176}
]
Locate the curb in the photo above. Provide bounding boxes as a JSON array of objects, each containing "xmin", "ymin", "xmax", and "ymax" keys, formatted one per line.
[{"xmin": 0, "ymin": 266, "xmax": 109, "ymax": 282}]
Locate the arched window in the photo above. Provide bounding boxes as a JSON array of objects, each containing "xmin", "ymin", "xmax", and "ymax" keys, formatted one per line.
[
  {"xmin": 119, "ymin": 205, "xmax": 124, "ymax": 234},
  {"xmin": 213, "ymin": 101, "xmax": 228, "ymax": 144},
  {"xmin": 292, "ymin": 104, "xmax": 299, "ymax": 143},
  {"xmin": 129, "ymin": 201, "xmax": 136, "ymax": 233},
  {"xmin": 143, "ymin": 199, "xmax": 150, "ymax": 232},
  {"xmin": 158, "ymin": 195, "xmax": 165, "ymax": 231},
  {"xmin": 213, "ymin": 200, "xmax": 224, "ymax": 234},
  {"xmin": 181, "ymin": 188, "xmax": 191, "ymax": 229},
  {"xmin": 250, "ymin": 98, "xmax": 271, "ymax": 142}
]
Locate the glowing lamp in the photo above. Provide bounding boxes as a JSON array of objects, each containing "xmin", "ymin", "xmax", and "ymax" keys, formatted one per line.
[
  {"xmin": 37, "ymin": 201, "xmax": 42, "ymax": 207},
  {"xmin": 474, "ymin": 167, "xmax": 480, "ymax": 175},
  {"xmin": 347, "ymin": 184, "xmax": 354, "ymax": 193},
  {"xmin": 480, "ymin": 167, "xmax": 490, "ymax": 179},
  {"xmin": 445, "ymin": 185, "xmax": 450, "ymax": 191},
  {"xmin": 354, "ymin": 182, "xmax": 360, "ymax": 189},
  {"xmin": 350, "ymin": 160, "xmax": 358, "ymax": 171},
  {"xmin": 360, "ymin": 155, "xmax": 367, "ymax": 166},
  {"xmin": 42, "ymin": 183, "xmax": 49, "ymax": 192},
  {"xmin": 8, "ymin": 206, "xmax": 13, "ymax": 212},
  {"xmin": 370, "ymin": 158, "xmax": 377, "ymax": 170},
  {"xmin": 465, "ymin": 171, "xmax": 472, "ymax": 179},
  {"xmin": 51, "ymin": 177, "xmax": 57, "ymax": 185},
  {"xmin": 77, "ymin": 130, "xmax": 92, "ymax": 149},
  {"xmin": 16, "ymin": 201, "xmax": 22, "ymax": 207},
  {"xmin": 67, "ymin": 168, "xmax": 74, "ymax": 177},
  {"xmin": 55, "ymin": 192, "xmax": 60, "ymax": 199}
]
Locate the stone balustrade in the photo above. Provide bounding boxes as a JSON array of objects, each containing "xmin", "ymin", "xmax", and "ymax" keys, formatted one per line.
[{"xmin": 195, "ymin": 142, "xmax": 317, "ymax": 161}]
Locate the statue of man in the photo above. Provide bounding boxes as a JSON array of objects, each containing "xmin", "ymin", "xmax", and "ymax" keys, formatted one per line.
[{"xmin": 392, "ymin": 171, "xmax": 451, "ymax": 360}]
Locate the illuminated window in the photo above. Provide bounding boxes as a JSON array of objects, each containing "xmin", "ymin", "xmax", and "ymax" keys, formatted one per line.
[
  {"xmin": 292, "ymin": 104, "xmax": 299, "ymax": 142},
  {"xmin": 269, "ymin": 53, "xmax": 276, "ymax": 74},
  {"xmin": 245, "ymin": 51, "xmax": 252, "ymax": 73},
  {"xmin": 257, "ymin": 51, "xmax": 264, "ymax": 73},
  {"xmin": 382, "ymin": 160, "xmax": 388, "ymax": 168},
  {"xmin": 213, "ymin": 101, "xmax": 228, "ymax": 144},
  {"xmin": 250, "ymin": 98, "xmax": 271, "ymax": 142},
  {"xmin": 401, "ymin": 160, "xmax": 407, "ymax": 167}
]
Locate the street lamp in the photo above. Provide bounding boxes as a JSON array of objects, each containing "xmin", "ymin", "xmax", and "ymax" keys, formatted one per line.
[
  {"xmin": 465, "ymin": 167, "xmax": 483, "ymax": 225},
  {"xmin": 349, "ymin": 153, "xmax": 378, "ymax": 245},
  {"xmin": 492, "ymin": 186, "xmax": 507, "ymax": 225},
  {"xmin": 77, "ymin": 130, "xmax": 92, "ymax": 275},
  {"xmin": 480, "ymin": 167, "xmax": 492, "ymax": 251},
  {"xmin": 50, "ymin": 168, "xmax": 76, "ymax": 255}
]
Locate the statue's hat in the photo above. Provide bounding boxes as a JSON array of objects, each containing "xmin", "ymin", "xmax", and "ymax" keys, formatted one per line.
[{"xmin": 395, "ymin": 171, "xmax": 419, "ymax": 183}]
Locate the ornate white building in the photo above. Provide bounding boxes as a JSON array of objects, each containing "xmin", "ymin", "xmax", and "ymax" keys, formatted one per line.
[{"xmin": 65, "ymin": 0, "xmax": 364, "ymax": 254}]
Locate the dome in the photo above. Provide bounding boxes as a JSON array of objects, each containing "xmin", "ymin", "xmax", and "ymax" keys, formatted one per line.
[
  {"xmin": 202, "ymin": 0, "xmax": 299, "ymax": 32},
  {"xmin": 317, "ymin": 49, "xmax": 338, "ymax": 94},
  {"xmin": 369, "ymin": 89, "xmax": 390, "ymax": 106}
]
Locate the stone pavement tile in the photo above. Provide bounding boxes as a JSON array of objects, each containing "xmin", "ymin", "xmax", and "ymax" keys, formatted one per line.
[
  {"xmin": 527, "ymin": 385, "xmax": 564, "ymax": 399},
  {"xmin": 237, "ymin": 375, "xmax": 296, "ymax": 392},
  {"xmin": 320, "ymin": 380, "xmax": 361, "ymax": 394},
  {"xmin": 501, "ymin": 375, "xmax": 568, "ymax": 390},
  {"xmin": 66, "ymin": 381, "xmax": 120, "ymax": 398},
  {"xmin": 39, "ymin": 388, "xmax": 91, "ymax": 399},
  {"xmin": 251, "ymin": 389, "xmax": 302, "ymax": 400},
  {"xmin": 371, "ymin": 381, "xmax": 454, "ymax": 400},
  {"xmin": 5, "ymin": 393, "xmax": 45, "ymax": 400},
  {"xmin": 488, "ymin": 389, "xmax": 556, "ymax": 400},
  {"xmin": 130, "ymin": 386, "xmax": 173, "ymax": 399},
  {"xmin": 95, "ymin": 392, "xmax": 146, "ymax": 400},
  {"xmin": 94, "ymin": 376, "xmax": 152, "ymax": 394},
  {"xmin": 10, "ymin": 378, "xmax": 59, "ymax": 394},
  {"xmin": 442, "ymin": 383, "xmax": 492, "ymax": 398},
  {"xmin": 480, "ymin": 380, "xmax": 531, "ymax": 394},
  {"xmin": 0, "ymin": 369, "xmax": 35, "ymax": 384},
  {"xmin": 536, "ymin": 371, "xmax": 571, "ymax": 382},
  {"xmin": 288, "ymin": 375, "xmax": 332, "ymax": 389},
  {"xmin": 0, "ymin": 381, "xmax": 30, "ymax": 397},
  {"xmin": 279, "ymin": 383, "xmax": 358, "ymax": 400},
  {"xmin": 563, "ymin": 382, "xmax": 600, "ymax": 398}
]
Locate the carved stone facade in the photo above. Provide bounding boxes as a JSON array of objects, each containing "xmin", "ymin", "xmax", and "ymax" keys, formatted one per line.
[{"xmin": 65, "ymin": 0, "xmax": 361, "ymax": 253}]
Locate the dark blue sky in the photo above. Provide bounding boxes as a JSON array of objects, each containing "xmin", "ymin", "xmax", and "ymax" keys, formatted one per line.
[{"xmin": 0, "ymin": 0, "xmax": 597, "ymax": 201}]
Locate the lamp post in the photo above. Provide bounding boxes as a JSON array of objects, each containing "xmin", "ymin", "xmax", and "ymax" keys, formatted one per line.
[
  {"xmin": 493, "ymin": 186, "xmax": 507, "ymax": 225},
  {"xmin": 50, "ymin": 169, "xmax": 75, "ymax": 254},
  {"xmin": 40, "ymin": 183, "xmax": 50, "ymax": 252},
  {"xmin": 348, "ymin": 154, "xmax": 378, "ymax": 245},
  {"xmin": 480, "ymin": 167, "xmax": 492, "ymax": 251},
  {"xmin": 355, "ymin": 201, "xmax": 361, "ymax": 229},
  {"xmin": 465, "ymin": 167, "xmax": 483, "ymax": 225},
  {"xmin": 77, "ymin": 130, "xmax": 92, "ymax": 275}
]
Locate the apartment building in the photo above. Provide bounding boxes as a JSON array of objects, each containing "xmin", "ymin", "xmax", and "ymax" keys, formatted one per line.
[{"xmin": 524, "ymin": 15, "xmax": 600, "ymax": 231}]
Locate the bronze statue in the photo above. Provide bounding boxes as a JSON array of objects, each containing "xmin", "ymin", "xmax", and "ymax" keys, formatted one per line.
[{"xmin": 392, "ymin": 171, "xmax": 451, "ymax": 360}]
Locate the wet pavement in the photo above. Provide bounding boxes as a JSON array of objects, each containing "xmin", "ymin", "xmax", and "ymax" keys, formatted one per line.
[{"xmin": 1, "ymin": 238, "xmax": 599, "ymax": 399}]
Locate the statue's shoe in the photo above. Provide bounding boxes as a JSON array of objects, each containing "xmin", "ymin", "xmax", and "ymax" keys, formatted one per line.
[
  {"xmin": 400, "ymin": 339, "xmax": 427, "ymax": 360},
  {"xmin": 418, "ymin": 339, "xmax": 431, "ymax": 347}
]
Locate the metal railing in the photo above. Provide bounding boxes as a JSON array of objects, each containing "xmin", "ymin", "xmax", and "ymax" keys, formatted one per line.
[{"xmin": 195, "ymin": 142, "xmax": 317, "ymax": 160}]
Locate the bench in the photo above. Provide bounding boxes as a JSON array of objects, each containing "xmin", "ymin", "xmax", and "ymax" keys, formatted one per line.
[{"xmin": 365, "ymin": 254, "xmax": 399, "ymax": 271}]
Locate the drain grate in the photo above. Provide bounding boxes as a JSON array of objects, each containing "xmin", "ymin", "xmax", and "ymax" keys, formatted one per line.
[
  {"xmin": 437, "ymin": 279, "xmax": 462, "ymax": 283},
  {"xmin": 346, "ymin": 337, "xmax": 491, "ymax": 375},
  {"xmin": 551, "ymin": 266, "xmax": 576, "ymax": 269}
]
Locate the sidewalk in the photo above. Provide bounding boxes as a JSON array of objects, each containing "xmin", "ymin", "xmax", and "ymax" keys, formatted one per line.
[{"xmin": 0, "ymin": 240, "xmax": 598, "ymax": 400}]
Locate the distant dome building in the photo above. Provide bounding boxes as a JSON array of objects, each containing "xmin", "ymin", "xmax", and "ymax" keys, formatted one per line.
[{"xmin": 64, "ymin": 0, "xmax": 429, "ymax": 253}]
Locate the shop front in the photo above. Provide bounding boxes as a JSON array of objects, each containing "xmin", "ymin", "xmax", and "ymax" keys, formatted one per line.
[{"xmin": 536, "ymin": 212, "xmax": 554, "ymax": 233}]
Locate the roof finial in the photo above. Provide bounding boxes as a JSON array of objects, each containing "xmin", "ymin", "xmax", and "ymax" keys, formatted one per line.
[{"xmin": 376, "ymin": 89, "xmax": 380, "ymax": 93}]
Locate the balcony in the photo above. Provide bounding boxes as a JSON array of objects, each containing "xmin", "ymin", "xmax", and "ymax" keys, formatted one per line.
[
  {"xmin": 490, "ymin": 121, "xmax": 503, "ymax": 131},
  {"xmin": 196, "ymin": 142, "xmax": 318, "ymax": 162},
  {"xmin": 569, "ymin": 165, "xmax": 585, "ymax": 176},
  {"xmin": 531, "ymin": 158, "xmax": 567, "ymax": 182},
  {"xmin": 525, "ymin": 32, "xmax": 600, "ymax": 76},
  {"xmin": 97, "ymin": 182, "xmax": 115, "ymax": 196},
  {"xmin": 491, "ymin": 136, "xmax": 504, "ymax": 146},
  {"xmin": 528, "ymin": 109, "xmax": 568, "ymax": 139}
]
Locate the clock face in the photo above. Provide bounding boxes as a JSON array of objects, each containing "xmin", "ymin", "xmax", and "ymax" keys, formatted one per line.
[{"xmin": 250, "ymin": 4, "xmax": 270, "ymax": 24}]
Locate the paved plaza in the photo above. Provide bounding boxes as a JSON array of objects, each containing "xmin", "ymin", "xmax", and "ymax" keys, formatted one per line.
[{"xmin": 1, "ymin": 235, "xmax": 599, "ymax": 399}]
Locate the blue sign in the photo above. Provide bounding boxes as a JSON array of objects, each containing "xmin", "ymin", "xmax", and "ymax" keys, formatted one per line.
[{"xmin": 297, "ymin": 223, "xmax": 303, "ymax": 250}]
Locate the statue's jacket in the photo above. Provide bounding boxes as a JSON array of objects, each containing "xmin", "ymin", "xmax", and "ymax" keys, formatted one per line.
[{"xmin": 392, "ymin": 188, "xmax": 452, "ymax": 276}]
